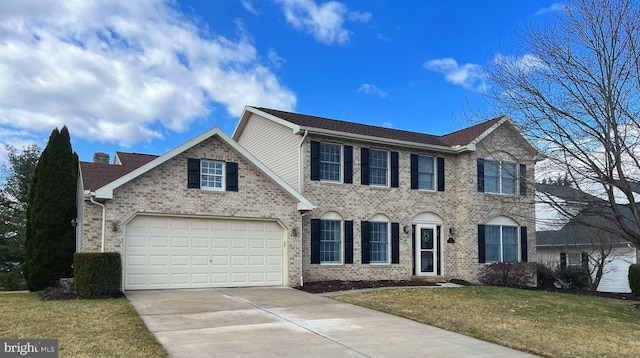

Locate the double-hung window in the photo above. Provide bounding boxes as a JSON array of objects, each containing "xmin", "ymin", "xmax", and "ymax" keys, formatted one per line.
[
  {"xmin": 201, "ymin": 160, "xmax": 224, "ymax": 191},
  {"xmin": 483, "ymin": 160, "xmax": 517, "ymax": 195},
  {"xmin": 417, "ymin": 155, "xmax": 435, "ymax": 190},
  {"xmin": 320, "ymin": 220, "xmax": 342, "ymax": 263},
  {"xmin": 484, "ymin": 225, "xmax": 518, "ymax": 263},
  {"xmin": 319, "ymin": 143, "xmax": 341, "ymax": 182},
  {"xmin": 369, "ymin": 221, "xmax": 389, "ymax": 263},
  {"xmin": 369, "ymin": 149, "xmax": 388, "ymax": 186}
]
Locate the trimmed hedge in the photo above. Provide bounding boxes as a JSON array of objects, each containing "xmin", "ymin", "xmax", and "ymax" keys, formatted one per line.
[
  {"xmin": 629, "ymin": 264, "xmax": 640, "ymax": 296},
  {"xmin": 74, "ymin": 252, "xmax": 122, "ymax": 298}
]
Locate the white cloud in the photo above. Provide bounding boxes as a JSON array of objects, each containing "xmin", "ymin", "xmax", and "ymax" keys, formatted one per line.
[
  {"xmin": 241, "ymin": 0, "xmax": 259, "ymax": 15},
  {"xmin": 0, "ymin": 0, "xmax": 296, "ymax": 148},
  {"xmin": 534, "ymin": 3, "xmax": 567, "ymax": 16},
  {"xmin": 357, "ymin": 83, "xmax": 388, "ymax": 98},
  {"xmin": 493, "ymin": 54, "xmax": 546, "ymax": 72},
  {"xmin": 348, "ymin": 10, "xmax": 372, "ymax": 23},
  {"xmin": 275, "ymin": 0, "xmax": 370, "ymax": 45},
  {"xmin": 382, "ymin": 122, "xmax": 393, "ymax": 128},
  {"xmin": 376, "ymin": 33, "xmax": 390, "ymax": 42},
  {"xmin": 423, "ymin": 57, "xmax": 488, "ymax": 92},
  {"xmin": 268, "ymin": 49, "xmax": 286, "ymax": 68}
]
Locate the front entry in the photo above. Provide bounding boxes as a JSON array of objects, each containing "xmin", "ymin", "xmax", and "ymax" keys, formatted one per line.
[{"xmin": 415, "ymin": 224, "xmax": 441, "ymax": 276}]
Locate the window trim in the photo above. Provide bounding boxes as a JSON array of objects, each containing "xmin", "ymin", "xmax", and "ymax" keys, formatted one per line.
[
  {"xmin": 368, "ymin": 148, "xmax": 390, "ymax": 187},
  {"xmin": 483, "ymin": 216, "xmax": 520, "ymax": 263},
  {"xmin": 200, "ymin": 160, "xmax": 225, "ymax": 191},
  {"xmin": 369, "ymin": 214, "xmax": 390, "ymax": 264},
  {"xmin": 416, "ymin": 154, "xmax": 436, "ymax": 191},
  {"xmin": 319, "ymin": 212, "xmax": 344, "ymax": 265},
  {"xmin": 483, "ymin": 159, "xmax": 519, "ymax": 195},
  {"xmin": 319, "ymin": 142, "xmax": 343, "ymax": 183}
]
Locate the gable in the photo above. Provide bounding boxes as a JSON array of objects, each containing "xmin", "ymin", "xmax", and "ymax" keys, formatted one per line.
[{"xmin": 88, "ymin": 127, "xmax": 313, "ymax": 210}]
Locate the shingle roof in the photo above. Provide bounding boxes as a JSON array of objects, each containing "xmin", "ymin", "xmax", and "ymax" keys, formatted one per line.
[
  {"xmin": 439, "ymin": 116, "xmax": 504, "ymax": 146},
  {"xmin": 80, "ymin": 152, "xmax": 158, "ymax": 190},
  {"xmin": 256, "ymin": 107, "xmax": 500, "ymax": 147}
]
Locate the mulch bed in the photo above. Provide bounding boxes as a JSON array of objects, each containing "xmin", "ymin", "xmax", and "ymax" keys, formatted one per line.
[
  {"xmin": 294, "ymin": 280, "xmax": 440, "ymax": 294},
  {"xmin": 39, "ymin": 286, "xmax": 124, "ymax": 301},
  {"xmin": 294, "ymin": 279, "xmax": 640, "ymax": 303}
]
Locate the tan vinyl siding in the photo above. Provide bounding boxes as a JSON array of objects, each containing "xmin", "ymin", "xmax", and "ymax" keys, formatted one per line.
[{"xmin": 237, "ymin": 114, "xmax": 301, "ymax": 190}]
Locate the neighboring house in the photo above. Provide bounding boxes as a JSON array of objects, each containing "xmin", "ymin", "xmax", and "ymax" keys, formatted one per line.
[
  {"xmin": 536, "ymin": 184, "xmax": 639, "ymax": 293},
  {"xmin": 77, "ymin": 107, "xmax": 540, "ymax": 290}
]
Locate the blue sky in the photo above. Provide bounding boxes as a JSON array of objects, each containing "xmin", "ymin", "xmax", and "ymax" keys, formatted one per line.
[{"xmin": 0, "ymin": 0, "xmax": 562, "ymax": 163}]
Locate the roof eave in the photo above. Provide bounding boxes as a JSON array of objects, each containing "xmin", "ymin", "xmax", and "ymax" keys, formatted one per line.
[
  {"xmin": 233, "ymin": 106, "xmax": 302, "ymax": 140},
  {"xmin": 296, "ymin": 126, "xmax": 473, "ymax": 154}
]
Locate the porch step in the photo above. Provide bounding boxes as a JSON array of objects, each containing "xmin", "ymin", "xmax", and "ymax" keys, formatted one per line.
[{"xmin": 411, "ymin": 276, "xmax": 447, "ymax": 283}]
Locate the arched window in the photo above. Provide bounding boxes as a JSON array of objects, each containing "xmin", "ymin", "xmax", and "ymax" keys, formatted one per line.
[
  {"xmin": 369, "ymin": 214, "xmax": 390, "ymax": 264},
  {"xmin": 480, "ymin": 216, "xmax": 521, "ymax": 263},
  {"xmin": 319, "ymin": 212, "xmax": 343, "ymax": 264}
]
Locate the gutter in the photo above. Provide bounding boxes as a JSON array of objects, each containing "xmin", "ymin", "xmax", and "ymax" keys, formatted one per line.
[
  {"xmin": 298, "ymin": 129, "xmax": 308, "ymax": 193},
  {"xmin": 89, "ymin": 193, "xmax": 106, "ymax": 253}
]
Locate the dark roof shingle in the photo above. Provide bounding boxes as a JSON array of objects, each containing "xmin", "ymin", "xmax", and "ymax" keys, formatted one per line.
[{"xmin": 80, "ymin": 152, "xmax": 158, "ymax": 190}]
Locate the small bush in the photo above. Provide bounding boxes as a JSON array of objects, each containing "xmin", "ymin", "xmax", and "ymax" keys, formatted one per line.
[
  {"xmin": 0, "ymin": 269, "xmax": 27, "ymax": 291},
  {"xmin": 555, "ymin": 266, "xmax": 588, "ymax": 289},
  {"xmin": 479, "ymin": 262, "xmax": 536, "ymax": 288},
  {"xmin": 629, "ymin": 264, "xmax": 640, "ymax": 295},
  {"xmin": 536, "ymin": 263, "xmax": 556, "ymax": 289},
  {"xmin": 74, "ymin": 253, "xmax": 122, "ymax": 298}
]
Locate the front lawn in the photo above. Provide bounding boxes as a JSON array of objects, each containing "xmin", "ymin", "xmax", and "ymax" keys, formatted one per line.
[
  {"xmin": 0, "ymin": 292, "xmax": 167, "ymax": 358},
  {"xmin": 334, "ymin": 286, "xmax": 640, "ymax": 358}
]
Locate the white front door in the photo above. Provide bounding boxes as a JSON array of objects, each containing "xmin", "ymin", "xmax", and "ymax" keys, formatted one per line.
[{"xmin": 415, "ymin": 225, "xmax": 439, "ymax": 276}]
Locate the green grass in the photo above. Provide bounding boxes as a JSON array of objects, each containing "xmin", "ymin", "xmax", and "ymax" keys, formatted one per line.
[
  {"xmin": 0, "ymin": 292, "xmax": 167, "ymax": 358},
  {"xmin": 334, "ymin": 286, "xmax": 640, "ymax": 358}
]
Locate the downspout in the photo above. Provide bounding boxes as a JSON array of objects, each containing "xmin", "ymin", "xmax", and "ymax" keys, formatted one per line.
[
  {"xmin": 90, "ymin": 194, "xmax": 106, "ymax": 253},
  {"xmin": 298, "ymin": 129, "xmax": 309, "ymax": 287}
]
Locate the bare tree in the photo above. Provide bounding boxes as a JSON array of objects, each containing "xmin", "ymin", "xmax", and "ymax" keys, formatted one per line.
[{"xmin": 486, "ymin": 0, "xmax": 640, "ymax": 246}]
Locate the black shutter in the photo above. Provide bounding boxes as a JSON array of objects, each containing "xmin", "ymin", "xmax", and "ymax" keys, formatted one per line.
[
  {"xmin": 560, "ymin": 253, "xmax": 567, "ymax": 268},
  {"xmin": 344, "ymin": 145, "xmax": 353, "ymax": 184},
  {"xmin": 187, "ymin": 158, "xmax": 200, "ymax": 189},
  {"xmin": 361, "ymin": 221, "xmax": 370, "ymax": 264},
  {"xmin": 478, "ymin": 224, "xmax": 486, "ymax": 263},
  {"xmin": 361, "ymin": 148, "xmax": 370, "ymax": 185},
  {"xmin": 477, "ymin": 159, "xmax": 485, "ymax": 192},
  {"xmin": 410, "ymin": 154, "xmax": 418, "ymax": 189},
  {"xmin": 437, "ymin": 157, "xmax": 445, "ymax": 192},
  {"xmin": 311, "ymin": 219, "xmax": 321, "ymax": 264},
  {"xmin": 345, "ymin": 221, "xmax": 353, "ymax": 264},
  {"xmin": 519, "ymin": 164, "xmax": 527, "ymax": 196},
  {"xmin": 310, "ymin": 141, "xmax": 320, "ymax": 180},
  {"xmin": 391, "ymin": 151, "xmax": 399, "ymax": 188},
  {"xmin": 226, "ymin": 162, "xmax": 238, "ymax": 192},
  {"xmin": 391, "ymin": 223, "xmax": 400, "ymax": 264},
  {"xmin": 520, "ymin": 226, "xmax": 528, "ymax": 262},
  {"xmin": 581, "ymin": 252, "xmax": 589, "ymax": 271}
]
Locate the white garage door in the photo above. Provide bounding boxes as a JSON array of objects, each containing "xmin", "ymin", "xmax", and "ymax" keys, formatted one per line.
[{"xmin": 125, "ymin": 216, "xmax": 284, "ymax": 290}]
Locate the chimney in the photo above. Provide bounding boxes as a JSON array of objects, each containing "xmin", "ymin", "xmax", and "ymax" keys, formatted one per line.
[{"xmin": 93, "ymin": 152, "xmax": 110, "ymax": 164}]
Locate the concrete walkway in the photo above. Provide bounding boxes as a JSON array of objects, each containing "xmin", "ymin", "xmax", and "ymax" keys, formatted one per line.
[{"xmin": 126, "ymin": 287, "xmax": 538, "ymax": 358}]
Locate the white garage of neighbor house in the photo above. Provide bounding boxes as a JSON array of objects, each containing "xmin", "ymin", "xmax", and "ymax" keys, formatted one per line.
[{"xmin": 76, "ymin": 127, "xmax": 313, "ymax": 290}]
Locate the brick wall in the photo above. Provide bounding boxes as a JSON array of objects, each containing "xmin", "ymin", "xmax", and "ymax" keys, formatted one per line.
[
  {"xmin": 80, "ymin": 135, "xmax": 303, "ymax": 286},
  {"xmin": 300, "ymin": 121, "xmax": 538, "ymax": 283}
]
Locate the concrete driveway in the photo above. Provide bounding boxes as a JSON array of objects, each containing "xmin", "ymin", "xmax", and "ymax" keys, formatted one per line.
[{"xmin": 126, "ymin": 287, "xmax": 537, "ymax": 358}]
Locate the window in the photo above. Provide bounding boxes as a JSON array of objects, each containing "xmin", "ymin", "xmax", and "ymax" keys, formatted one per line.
[
  {"xmin": 369, "ymin": 149, "xmax": 388, "ymax": 186},
  {"xmin": 483, "ymin": 160, "xmax": 517, "ymax": 195},
  {"xmin": 320, "ymin": 219, "xmax": 342, "ymax": 263},
  {"xmin": 369, "ymin": 221, "xmax": 389, "ymax": 263},
  {"xmin": 201, "ymin": 160, "xmax": 224, "ymax": 191},
  {"xmin": 187, "ymin": 159, "xmax": 238, "ymax": 191},
  {"xmin": 484, "ymin": 225, "xmax": 518, "ymax": 262},
  {"xmin": 417, "ymin": 155, "xmax": 435, "ymax": 190},
  {"xmin": 319, "ymin": 143, "xmax": 341, "ymax": 182}
]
